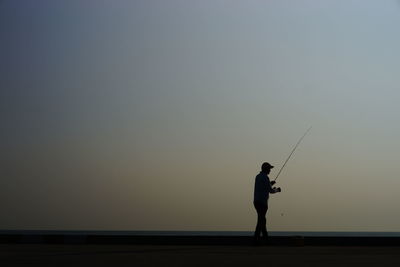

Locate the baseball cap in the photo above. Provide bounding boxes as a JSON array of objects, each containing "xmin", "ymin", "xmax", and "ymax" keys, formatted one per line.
[{"xmin": 262, "ymin": 162, "xmax": 274, "ymax": 170}]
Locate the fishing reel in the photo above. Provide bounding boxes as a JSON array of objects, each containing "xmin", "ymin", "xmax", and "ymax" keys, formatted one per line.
[{"xmin": 270, "ymin": 181, "xmax": 281, "ymax": 192}]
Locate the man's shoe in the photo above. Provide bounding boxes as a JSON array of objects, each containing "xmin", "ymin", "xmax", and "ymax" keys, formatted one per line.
[
  {"xmin": 253, "ymin": 236, "xmax": 261, "ymax": 246},
  {"xmin": 262, "ymin": 237, "xmax": 270, "ymax": 246}
]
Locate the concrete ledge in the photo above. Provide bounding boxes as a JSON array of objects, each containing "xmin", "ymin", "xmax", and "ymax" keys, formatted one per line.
[{"xmin": 1, "ymin": 233, "xmax": 400, "ymax": 246}]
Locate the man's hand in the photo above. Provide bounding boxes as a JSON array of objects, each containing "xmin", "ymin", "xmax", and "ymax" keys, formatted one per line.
[
  {"xmin": 270, "ymin": 181, "xmax": 276, "ymax": 186},
  {"xmin": 272, "ymin": 187, "xmax": 281, "ymax": 193}
]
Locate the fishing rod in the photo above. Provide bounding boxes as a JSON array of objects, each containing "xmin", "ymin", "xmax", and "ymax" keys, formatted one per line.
[{"xmin": 273, "ymin": 126, "xmax": 312, "ymax": 182}]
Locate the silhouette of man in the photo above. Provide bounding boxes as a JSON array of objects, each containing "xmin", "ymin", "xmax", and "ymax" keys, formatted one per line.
[{"xmin": 253, "ymin": 162, "xmax": 281, "ymax": 245}]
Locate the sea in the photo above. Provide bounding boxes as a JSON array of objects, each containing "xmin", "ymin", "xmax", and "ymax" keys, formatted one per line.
[{"xmin": 2, "ymin": 230, "xmax": 400, "ymax": 237}]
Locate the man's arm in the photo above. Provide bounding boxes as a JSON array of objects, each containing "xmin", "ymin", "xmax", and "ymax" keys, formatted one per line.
[
  {"xmin": 266, "ymin": 177, "xmax": 274, "ymax": 193},
  {"xmin": 266, "ymin": 175, "xmax": 282, "ymax": 194},
  {"xmin": 268, "ymin": 180, "xmax": 281, "ymax": 194}
]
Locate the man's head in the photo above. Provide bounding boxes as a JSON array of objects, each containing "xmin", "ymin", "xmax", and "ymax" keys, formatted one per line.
[{"xmin": 261, "ymin": 162, "xmax": 274, "ymax": 174}]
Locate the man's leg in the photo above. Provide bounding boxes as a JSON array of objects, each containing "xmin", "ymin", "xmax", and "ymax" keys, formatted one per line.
[
  {"xmin": 260, "ymin": 205, "xmax": 268, "ymax": 239},
  {"xmin": 254, "ymin": 202, "xmax": 268, "ymax": 244}
]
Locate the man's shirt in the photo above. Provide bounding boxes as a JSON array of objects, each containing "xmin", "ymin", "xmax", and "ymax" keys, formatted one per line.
[{"xmin": 253, "ymin": 171, "xmax": 274, "ymax": 205}]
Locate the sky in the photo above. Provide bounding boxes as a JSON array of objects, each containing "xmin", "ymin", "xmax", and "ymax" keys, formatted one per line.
[{"xmin": 1, "ymin": 0, "xmax": 400, "ymax": 232}]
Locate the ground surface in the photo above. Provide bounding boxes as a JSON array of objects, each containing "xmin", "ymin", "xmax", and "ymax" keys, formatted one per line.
[{"xmin": 2, "ymin": 244, "xmax": 400, "ymax": 266}]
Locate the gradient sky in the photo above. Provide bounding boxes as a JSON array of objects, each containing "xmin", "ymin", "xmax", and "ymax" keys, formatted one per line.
[{"xmin": 2, "ymin": 0, "xmax": 400, "ymax": 231}]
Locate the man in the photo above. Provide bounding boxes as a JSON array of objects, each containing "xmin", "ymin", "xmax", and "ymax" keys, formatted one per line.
[{"xmin": 253, "ymin": 162, "xmax": 281, "ymax": 245}]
